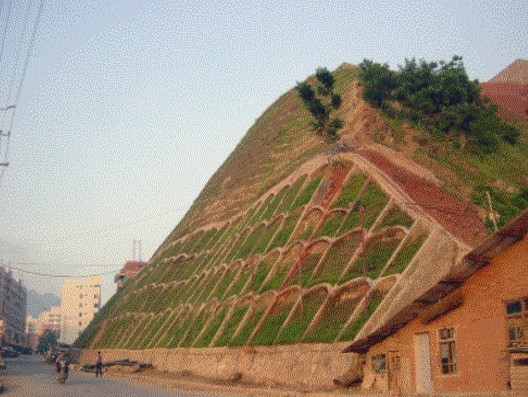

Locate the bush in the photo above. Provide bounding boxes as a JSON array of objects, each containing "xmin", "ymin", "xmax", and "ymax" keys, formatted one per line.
[{"xmin": 359, "ymin": 56, "xmax": 521, "ymax": 153}]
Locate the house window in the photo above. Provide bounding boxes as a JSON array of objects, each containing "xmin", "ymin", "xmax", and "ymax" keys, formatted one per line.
[
  {"xmin": 371, "ymin": 354, "xmax": 387, "ymax": 373},
  {"xmin": 439, "ymin": 328, "xmax": 457, "ymax": 374},
  {"xmin": 505, "ymin": 298, "xmax": 528, "ymax": 347}
]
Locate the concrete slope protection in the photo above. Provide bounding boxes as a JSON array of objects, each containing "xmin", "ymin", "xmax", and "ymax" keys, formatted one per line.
[{"xmin": 75, "ymin": 62, "xmax": 527, "ymax": 358}]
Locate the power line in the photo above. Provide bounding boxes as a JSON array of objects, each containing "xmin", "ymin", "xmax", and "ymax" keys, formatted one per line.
[
  {"xmin": 62, "ymin": 204, "xmax": 190, "ymax": 241},
  {"xmin": 5, "ymin": 264, "xmax": 121, "ymax": 279},
  {"xmin": 12, "ymin": 262, "xmax": 123, "ymax": 269},
  {"xmin": 1, "ymin": 0, "xmax": 33, "ymax": 131},
  {"xmin": 0, "ymin": 0, "xmax": 13, "ymax": 64},
  {"xmin": 0, "ymin": 0, "xmax": 45, "ymax": 190},
  {"xmin": 4, "ymin": 0, "xmax": 44, "ymax": 133}
]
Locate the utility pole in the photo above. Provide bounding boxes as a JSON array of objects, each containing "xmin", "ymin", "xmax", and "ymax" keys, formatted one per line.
[{"xmin": 132, "ymin": 240, "xmax": 142, "ymax": 262}]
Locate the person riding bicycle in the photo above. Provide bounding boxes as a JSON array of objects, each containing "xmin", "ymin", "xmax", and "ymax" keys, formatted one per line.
[{"xmin": 55, "ymin": 351, "xmax": 69, "ymax": 377}]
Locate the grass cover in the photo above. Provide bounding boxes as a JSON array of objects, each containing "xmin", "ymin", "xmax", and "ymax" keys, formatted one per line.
[
  {"xmin": 230, "ymin": 308, "xmax": 266, "ymax": 346},
  {"xmin": 339, "ymin": 291, "xmax": 385, "ymax": 341},
  {"xmin": 309, "ymin": 233, "xmax": 361, "ymax": 286},
  {"xmin": 375, "ymin": 206, "xmax": 414, "ymax": 230},
  {"xmin": 277, "ymin": 175, "xmax": 308, "ymax": 213},
  {"xmin": 154, "ymin": 309, "xmax": 185, "ymax": 348},
  {"xmin": 313, "ymin": 211, "xmax": 346, "ymax": 238},
  {"xmin": 126, "ymin": 315, "xmax": 154, "ymax": 349},
  {"xmin": 214, "ymin": 305, "xmax": 250, "ymax": 346},
  {"xmin": 259, "ymin": 263, "xmax": 291, "ymax": 293},
  {"xmin": 251, "ymin": 301, "xmax": 296, "ymax": 346},
  {"xmin": 291, "ymin": 176, "xmax": 322, "ymax": 210},
  {"xmin": 166, "ymin": 311, "xmax": 194, "ymax": 348},
  {"xmin": 224, "ymin": 266, "xmax": 252, "ymax": 297},
  {"xmin": 289, "ymin": 248, "xmax": 327, "ymax": 287},
  {"xmin": 268, "ymin": 211, "xmax": 302, "ymax": 250},
  {"xmin": 385, "ymin": 232, "xmax": 428, "ymax": 275},
  {"xmin": 339, "ymin": 182, "xmax": 388, "ymax": 233},
  {"xmin": 194, "ymin": 305, "xmax": 230, "ymax": 347},
  {"xmin": 303, "ymin": 295, "xmax": 361, "ymax": 343},
  {"xmin": 250, "ymin": 252, "xmax": 279, "ymax": 292},
  {"xmin": 331, "ymin": 173, "xmax": 367, "ymax": 209},
  {"xmin": 261, "ymin": 187, "xmax": 289, "ymax": 222},
  {"xmin": 211, "ymin": 268, "xmax": 238, "ymax": 300},
  {"xmin": 253, "ymin": 217, "xmax": 282, "ymax": 254},
  {"xmin": 275, "ymin": 291, "xmax": 327, "ymax": 344},
  {"xmin": 237, "ymin": 224, "xmax": 266, "ymax": 259},
  {"xmin": 179, "ymin": 309, "xmax": 213, "ymax": 347},
  {"xmin": 344, "ymin": 235, "xmax": 402, "ymax": 281}
]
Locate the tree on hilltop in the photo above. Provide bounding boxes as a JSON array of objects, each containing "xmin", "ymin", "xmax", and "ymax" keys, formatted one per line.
[
  {"xmin": 296, "ymin": 67, "xmax": 344, "ymax": 141},
  {"xmin": 359, "ymin": 56, "xmax": 521, "ymax": 153}
]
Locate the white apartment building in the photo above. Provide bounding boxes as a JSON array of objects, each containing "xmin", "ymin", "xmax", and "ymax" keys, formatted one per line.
[
  {"xmin": 0, "ymin": 266, "xmax": 27, "ymax": 345},
  {"xmin": 59, "ymin": 275, "xmax": 101, "ymax": 345},
  {"xmin": 37, "ymin": 305, "xmax": 61, "ymax": 337},
  {"xmin": 25, "ymin": 315, "xmax": 39, "ymax": 349}
]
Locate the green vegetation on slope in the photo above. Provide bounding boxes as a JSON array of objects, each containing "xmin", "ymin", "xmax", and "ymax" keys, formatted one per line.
[
  {"xmin": 163, "ymin": 65, "xmax": 359, "ymax": 242},
  {"xmin": 360, "ymin": 56, "xmax": 520, "ymax": 153}
]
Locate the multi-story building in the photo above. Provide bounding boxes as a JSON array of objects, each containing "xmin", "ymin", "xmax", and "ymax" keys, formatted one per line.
[
  {"xmin": 37, "ymin": 305, "xmax": 61, "ymax": 338},
  {"xmin": 25, "ymin": 315, "xmax": 39, "ymax": 350},
  {"xmin": 114, "ymin": 260, "xmax": 145, "ymax": 289},
  {"xmin": 59, "ymin": 275, "xmax": 101, "ymax": 345},
  {"xmin": 0, "ymin": 266, "xmax": 27, "ymax": 345}
]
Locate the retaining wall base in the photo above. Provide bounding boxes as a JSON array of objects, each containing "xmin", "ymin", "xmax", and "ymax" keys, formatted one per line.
[{"xmin": 81, "ymin": 343, "xmax": 355, "ymax": 390}]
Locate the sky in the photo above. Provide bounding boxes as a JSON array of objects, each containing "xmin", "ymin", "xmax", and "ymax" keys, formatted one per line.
[{"xmin": 0, "ymin": 0, "xmax": 526, "ymax": 304}]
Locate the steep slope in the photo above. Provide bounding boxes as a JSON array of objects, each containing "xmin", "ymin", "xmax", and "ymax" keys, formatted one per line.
[
  {"xmin": 482, "ymin": 59, "xmax": 528, "ymax": 122},
  {"xmin": 168, "ymin": 65, "xmax": 360, "ymax": 241},
  {"xmin": 76, "ymin": 62, "xmax": 527, "ymax": 354},
  {"xmin": 81, "ymin": 157, "xmax": 468, "ymax": 351}
]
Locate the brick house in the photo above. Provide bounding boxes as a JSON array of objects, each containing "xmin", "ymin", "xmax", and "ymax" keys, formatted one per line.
[{"xmin": 344, "ymin": 209, "xmax": 528, "ymax": 393}]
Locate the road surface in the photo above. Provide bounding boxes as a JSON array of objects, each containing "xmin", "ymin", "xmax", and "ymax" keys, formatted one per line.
[{"xmin": 1, "ymin": 355, "xmax": 211, "ymax": 396}]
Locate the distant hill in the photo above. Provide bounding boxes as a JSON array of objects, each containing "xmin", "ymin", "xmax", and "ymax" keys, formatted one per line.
[
  {"xmin": 481, "ymin": 59, "xmax": 528, "ymax": 122},
  {"xmin": 26, "ymin": 289, "xmax": 60, "ymax": 317},
  {"xmin": 489, "ymin": 59, "xmax": 528, "ymax": 84}
]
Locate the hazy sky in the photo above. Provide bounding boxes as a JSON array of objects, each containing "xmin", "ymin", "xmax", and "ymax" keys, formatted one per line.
[{"xmin": 0, "ymin": 1, "xmax": 526, "ymax": 303}]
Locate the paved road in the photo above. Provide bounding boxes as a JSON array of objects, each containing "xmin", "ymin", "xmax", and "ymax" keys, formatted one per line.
[{"xmin": 0, "ymin": 355, "xmax": 210, "ymax": 397}]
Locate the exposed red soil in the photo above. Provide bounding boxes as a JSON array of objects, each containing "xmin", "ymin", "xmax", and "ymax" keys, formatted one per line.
[
  {"xmin": 319, "ymin": 162, "xmax": 350, "ymax": 209},
  {"xmin": 480, "ymin": 82, "xmax": 528, "ymax": 122},
  {"xmin": 357, "ymin": 149, "xmax": 488, "ymax": 246}
]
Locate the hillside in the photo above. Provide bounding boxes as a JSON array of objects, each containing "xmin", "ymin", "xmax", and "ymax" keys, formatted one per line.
[
  {"xmin": 167, "ymin": 65, "xmax": 360, "ymax": 241},
  {"xmin": 489, "ymin": 59, "xmax": 528, "ymax": 84},
  {"xmin": 76, "ymin": 61, "xmax": 528, "ymax": 354},
  {"xmin": 26, "ymin": 290, "xmax": 60, "ymax": 317}
]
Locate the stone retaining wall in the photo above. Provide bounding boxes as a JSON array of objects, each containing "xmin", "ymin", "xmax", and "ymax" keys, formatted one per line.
[{"xmin": 81, "ymin": 342, "xmax": 354, "ymax": 389}]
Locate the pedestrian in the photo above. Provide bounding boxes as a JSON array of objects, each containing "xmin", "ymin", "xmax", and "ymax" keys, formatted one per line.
[{"xmin": 95, "ymin": 351, "xmax": 103, "ymax": 378}]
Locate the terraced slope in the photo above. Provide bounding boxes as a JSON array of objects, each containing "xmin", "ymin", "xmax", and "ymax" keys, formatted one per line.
[
  {"xmin": 76, "ymin": 61, "xmax": 527, "ymax": 352},
  {"xmin": 80, "ymin": 159, "xmax": 440, "ymax": 350}
]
